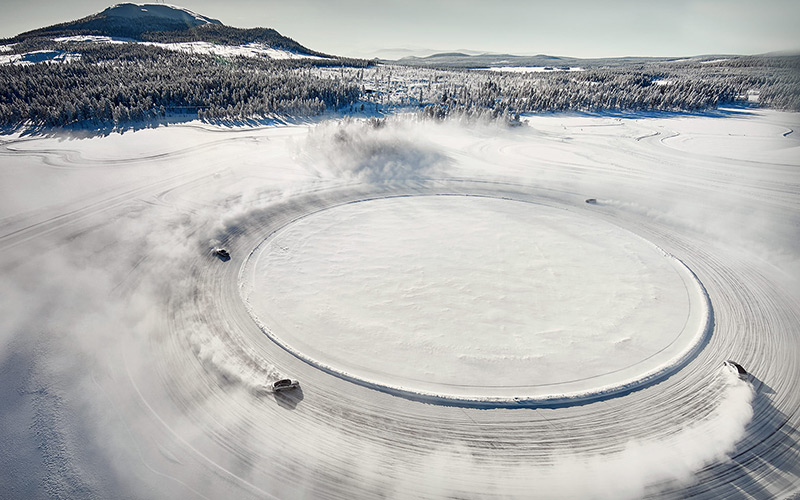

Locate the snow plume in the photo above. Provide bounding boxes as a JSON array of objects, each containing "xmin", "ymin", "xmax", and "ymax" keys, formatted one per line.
[
  {"xmin": 187, "ymin": 318, "xmax": 281, "ymax": 395},
  {"xmin": 302, "ymin": 117, "xmax": 450, "ymax": 183},
  {"xmin": 0, "ymin": 213, "xmax": 178, "ymax": 499},
  {"xmin": 564, "ymin": 371, "xmax": 755, "ymax": 499},
  {"xmin": 419, "ymin": 370, "xmax": 756, "ymax": 500},
  {"xmin": 0, "ymin": 193, "xmax": 281, "ymax": 498}
]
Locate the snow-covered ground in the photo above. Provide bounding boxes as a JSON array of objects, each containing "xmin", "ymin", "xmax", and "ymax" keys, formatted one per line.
[
  {"xmin": 1, "ymin": 109, "xmax": 798, "ymax": 499},
  {"xmin": 51, "ymin": 35, "xmax": 329, "ymax": 60},
  {"xmin": 483, "ymin": 66, "xmax": 584, "ymax": 73},
  {"xmin": 0, "ymin": 49, "xmax": 81, "ymax": 65},
  {"xmin": 53, "ymin": 35, "xmax": 131, "ymax": 44},
  {"xmin": 137, "ymin": 40, "xmax": 327, "ymax": 60},
  {"xmin": 0, "ymin": 37, "xmax": 327, "ymax": 66}
]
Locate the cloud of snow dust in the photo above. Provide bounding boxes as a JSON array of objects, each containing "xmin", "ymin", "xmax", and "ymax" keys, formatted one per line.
[
  {"xmin": 301, "ymin": 117, "xmax": 451, "ymax": 184},
  {"xmin": 187, "ymin": 318, "xmax": 282, "ymax": 395},
  {"xmin": 560, "ymin": 370, "xmax": 755, "ymax": 499},
  {"xmin": 0, "ymin": 188, "xmax": 288, "ymax": 498},
  {"xmin": 0, "ymin": 212, "xmax": 181, "ymax": 498},
  {"xmin": 416, "ymin": 370, "xmax": 755, "ymax": 500},
  {"xmin": 0, "ymin": 118, "xmax": 455, "ymax": 498}
]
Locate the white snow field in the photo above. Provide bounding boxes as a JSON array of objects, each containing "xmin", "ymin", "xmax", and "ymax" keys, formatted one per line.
[
  {"xmin": 1, "ymin": 109, "xmax": 799, "ymax": 500},
  {"xmin": 50, "ymin": 36, "xmax": 329, "ymax": 60},
  {"xmin": 484, "ymin": 66, "xmax": 584, "ymax": 73}
]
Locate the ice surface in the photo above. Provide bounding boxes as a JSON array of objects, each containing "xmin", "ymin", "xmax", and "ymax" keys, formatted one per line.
[
  {"xmin": 1, "ymin": 109, "xmax": 798, "ymax": 499},
  {"xmin": 242, "ymin": 195, "xmax": 709, "ymax": 401}
]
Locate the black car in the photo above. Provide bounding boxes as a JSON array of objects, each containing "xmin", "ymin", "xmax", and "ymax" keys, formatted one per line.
[{"xmin": 214, "ymin": 247, "xmax": 230, "ymax": 259}]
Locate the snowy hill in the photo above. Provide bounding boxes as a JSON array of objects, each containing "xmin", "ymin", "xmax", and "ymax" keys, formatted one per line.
[
  {"xmin": 99, "ymin": 3, "xmax": 222, "ymax": 27},
  {"xmin": 2, "ymin": 3, "xmax": 326, "ymax": 58}
]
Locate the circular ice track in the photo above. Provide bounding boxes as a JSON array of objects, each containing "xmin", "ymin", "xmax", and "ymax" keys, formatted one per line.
[
  {"xmin": 163, "ymin": 179, "xmax": 800, "ymax": 500},
  {"xmin": 240, "ymin": 194, "xmax": 710, "ymax": 404},
  {"xmin": 151, "ymin": 116, "xmax": 800, "ymax": 500}
]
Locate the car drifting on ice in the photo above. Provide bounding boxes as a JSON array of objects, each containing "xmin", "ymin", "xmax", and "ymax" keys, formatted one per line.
[
  {"xmin": 723, "ymin": 360, "xmax": 748, "ymax": 380},
  {"xmin": 213, "ymin": 247, "xmax": 230, "ymax": 260},
  {"xmin": 273, "ymin": 378, "xmax": 300, "ymax": 392}
]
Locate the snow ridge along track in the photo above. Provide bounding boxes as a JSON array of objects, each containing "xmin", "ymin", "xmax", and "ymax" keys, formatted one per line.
[{"xmin": 238, "ymin": 190, "xmax": 713, "ymax": 407}]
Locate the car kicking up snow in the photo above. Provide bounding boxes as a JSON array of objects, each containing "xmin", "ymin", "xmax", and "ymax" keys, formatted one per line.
[
  {"xmin": 273, "ymin": 379, "xmax": 300, "ymax": 392},
  {"xmin": 213, "ymin": 247, "xmax": 230, "ymax": 259},
  {"xmin": 723, "ymin": 360, "xmax": 748, "ymax": 380}
]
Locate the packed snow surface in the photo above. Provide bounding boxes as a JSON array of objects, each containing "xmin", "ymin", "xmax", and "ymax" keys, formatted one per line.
[
  {"xmin": 243, "ymin": 195, "xmax": 708, "ymax": 400},
  {"xmin": 1, "ymin": 109, "xmax": 798, "ymax": 499}
]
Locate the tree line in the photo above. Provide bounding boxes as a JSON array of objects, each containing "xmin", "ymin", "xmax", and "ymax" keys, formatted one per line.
[
  {"xmin": 414, "ymin": 58, "xmax": 800, "ymax": 120},
  {"xmin": 0, "ymin": 44, "xmax": 363, "ymax": 128},
  {"xmin": 0, "ymin": 42, "xmax": 797, "ymax": 130}
]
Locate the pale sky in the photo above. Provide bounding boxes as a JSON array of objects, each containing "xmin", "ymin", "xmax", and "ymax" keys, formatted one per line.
[{"xmin": 2, "ymin": 0, "xmax": 799, "ymax": 59}]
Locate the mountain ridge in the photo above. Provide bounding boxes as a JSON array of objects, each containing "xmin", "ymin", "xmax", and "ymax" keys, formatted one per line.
[
  {"xmin": 389, "ymin": 52, "xmax": 730, "ymax": 69},
  {"xmin": 99, "ymin": 3, "xmax": 222, "ymax": 27},
  {"xmin": 2, "ymin": 3, "xmax": 326, "ymax": 57}
]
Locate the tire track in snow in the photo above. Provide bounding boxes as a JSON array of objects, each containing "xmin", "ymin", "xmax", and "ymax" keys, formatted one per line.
[
  {"xmin": 150, "ymin": 176, "xmax": 800, "ymax": 498},
  {"xmin": 6, "ymin": 117, "xmax": 797, "ymax": 499}
]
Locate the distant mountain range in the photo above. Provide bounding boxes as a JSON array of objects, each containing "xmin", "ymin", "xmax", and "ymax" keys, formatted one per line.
[
  {"xmin": 1, "ymin": 3, "xmax": 797, "ymax": 130},
  {"xmin": 390, "ymin": 52, "xmax": 735, "ymax": 69},
  {"xmin": 2, "ymin": 3, "xmax": 327, "ymax": 57},
  {"xmin": 2, "ymin": 4, "xmax": 752, "ymax": 70}
]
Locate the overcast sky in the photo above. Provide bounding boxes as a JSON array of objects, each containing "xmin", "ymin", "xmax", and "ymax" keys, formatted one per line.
[{"xmin": 2, "ymin": 0, "xmax": 799, "ymax": 58}]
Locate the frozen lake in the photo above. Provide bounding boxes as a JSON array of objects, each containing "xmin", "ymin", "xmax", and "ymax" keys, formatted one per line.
[
  {"xmin": 243, "ymin": 194, "xmax": 709, "ymax": 402},
  {"xmin": 1, "ymin": 109, "xmax": 799, "ymax": 499}
]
